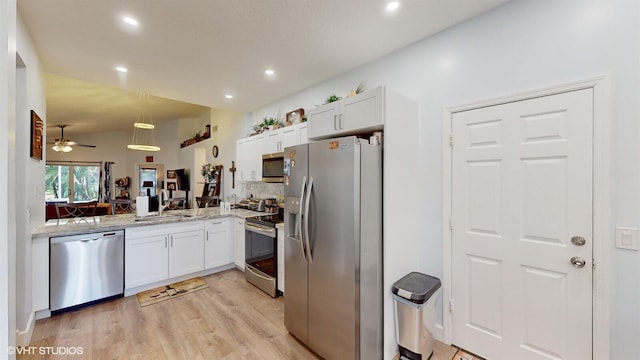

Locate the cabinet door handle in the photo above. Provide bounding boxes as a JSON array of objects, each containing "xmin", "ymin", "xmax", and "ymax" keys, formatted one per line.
[
  {"xmin": 333, "ymin": 115, "xmax": 338, "ymax": 130},
  {"xmin": 171, "ymin": 236, "xmax": 174, "ymax": 247},
  {"xmin": 165, "ymin": 236, "xmax": 168, "ymax": 248},
  {"xmin": 206, "ymin": 232, "xmax": 209, "ymax": 242},
  {"xmin": 339, "ymin": 114, "xmax": 343, "ymax": 129}
]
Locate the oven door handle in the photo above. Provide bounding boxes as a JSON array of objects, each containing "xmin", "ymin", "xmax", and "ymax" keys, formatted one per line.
[
  {"xmin": 304, "ymin": 176, "xmax": 313, "ymax": 263},
  {"xmin": 245, "ymin": 223, "xmax": 276, "ymax": 237},
  {"xmin": 246, "ymin": 263, "xmax": 275, "ymax": 282},
  {"xmin": 298, "ymin": 176, "xmax": 308, "ymax": 263}
]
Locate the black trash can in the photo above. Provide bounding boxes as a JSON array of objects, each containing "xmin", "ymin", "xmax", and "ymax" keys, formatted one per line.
[{"xmin": 392, "ymin": 272, "xmax": 441, "ymax": 360}]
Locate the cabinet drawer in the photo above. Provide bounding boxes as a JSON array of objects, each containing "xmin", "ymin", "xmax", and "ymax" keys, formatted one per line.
[{"xmin": 126, "ymin": 221, "xmax": 204, "ymax": 239}]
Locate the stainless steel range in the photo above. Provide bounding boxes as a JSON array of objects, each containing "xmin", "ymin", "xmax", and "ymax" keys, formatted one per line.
[{"xmin": 244, "ymin": 213, "xmax": 283, "ymax": 297}]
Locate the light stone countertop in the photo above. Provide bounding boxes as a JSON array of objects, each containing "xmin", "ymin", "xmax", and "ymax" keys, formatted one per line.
[{"xmin": 33, "ymin": 207, "xmax": 264, "ymax": 238}]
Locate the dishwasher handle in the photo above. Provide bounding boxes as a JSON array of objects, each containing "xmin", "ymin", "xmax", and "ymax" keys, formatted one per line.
[{"xmin": 50, "ymin": 230, "xmax": 125, "ymax": 244}]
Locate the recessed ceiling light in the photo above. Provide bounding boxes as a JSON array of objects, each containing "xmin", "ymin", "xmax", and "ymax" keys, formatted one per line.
[
  {"xmin": 386, "ymin": 1, "xmax": 400, "ymax": 12},
  {"xmin": 123, "ymin": 16, "xmax": 139, "ymax": 26},
  {"xmin": 116, "ymin": 66, "xmax": 128, "ymax": 73},
  {"xmin": 265, "ymin": 69, "xmax": 275, "ymax": 76},
  {"xmin": 225, "ymin": 94, "xmax": 234, "ymax": 99}
]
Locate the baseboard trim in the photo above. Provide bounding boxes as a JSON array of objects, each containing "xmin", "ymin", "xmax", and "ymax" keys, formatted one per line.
[
  {"xmin": 16, "ymin": 311, "xmax": 35, "ymax": 346},
  {"xmin": 435, "ymin": 323, "xmax": 444, "ymax": 343}
]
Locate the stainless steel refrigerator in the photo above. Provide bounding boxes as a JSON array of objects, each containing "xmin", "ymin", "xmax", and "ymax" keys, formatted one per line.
[{"xmin": 284, "ymin": 136, "xmax": 382, "ymax": 360}]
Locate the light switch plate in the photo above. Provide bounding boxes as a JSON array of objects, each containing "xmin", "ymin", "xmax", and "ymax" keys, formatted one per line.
[{"xmin": 615, "ymin": 227, "xmax": 639, "ymax": 250}]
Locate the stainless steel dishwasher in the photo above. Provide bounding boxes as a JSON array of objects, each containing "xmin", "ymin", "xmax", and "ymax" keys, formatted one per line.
[{"xmin": 50, "ymin": 230, "xmax": 124, "ymax": 312}]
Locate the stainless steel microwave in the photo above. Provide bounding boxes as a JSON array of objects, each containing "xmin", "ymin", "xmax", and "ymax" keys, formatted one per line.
[{"xmin": 262, "ymin": 153, "xmax": 284, "ymax": 183}]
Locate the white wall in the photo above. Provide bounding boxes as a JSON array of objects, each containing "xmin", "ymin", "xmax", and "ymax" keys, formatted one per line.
[
  {"xmin": 252, "ymin": 0, "xmax": 640, "ymax": 358},
  {"xmin": 1, "ymin": 0, "xmax": 17, "ymax": 357},
  {"xmin": 14, "ymin": 14, "xmax": 46, "ymax": 345},
  {"xmin": 177, "ymin": 109, "xmax": 247, "ymax": 204}
]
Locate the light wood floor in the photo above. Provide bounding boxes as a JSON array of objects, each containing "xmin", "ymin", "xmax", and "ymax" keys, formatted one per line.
[{"xmin": 22, "ymin": 269, "xmax": 458, "ymax": 359}]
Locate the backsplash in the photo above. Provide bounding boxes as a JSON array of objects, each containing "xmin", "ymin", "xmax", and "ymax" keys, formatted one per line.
[{"xmin": 236, "ymin": 182, "xmax": 284, "ymax": 201}]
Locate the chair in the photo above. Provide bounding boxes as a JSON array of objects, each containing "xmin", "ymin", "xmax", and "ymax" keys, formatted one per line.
[
  {"xmin": 54, "ymin": 201, "xmax": 98, "ymax": 219},
  {"xmin": 195, "ymin": 196, "xmax": 219, "ymax": 208},
  {"xmin": 110, "ymin": 199, "xmax": 136, "ymax": 214}
]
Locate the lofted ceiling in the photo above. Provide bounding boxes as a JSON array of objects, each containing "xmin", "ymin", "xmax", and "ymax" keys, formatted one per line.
[{"xmin": 17, "ymin": 0, "xmax": 510, "ymax": 138}]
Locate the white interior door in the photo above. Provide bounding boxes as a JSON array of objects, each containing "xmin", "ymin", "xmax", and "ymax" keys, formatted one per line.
[{"xmin": 451, "ymin": 89, "xmax": 593, "ymax": 359}]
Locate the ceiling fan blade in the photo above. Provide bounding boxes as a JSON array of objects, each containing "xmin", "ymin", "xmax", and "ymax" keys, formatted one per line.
[{"xmin": 75, "ymin": 143, "xmax": 97, "ymax": 148}]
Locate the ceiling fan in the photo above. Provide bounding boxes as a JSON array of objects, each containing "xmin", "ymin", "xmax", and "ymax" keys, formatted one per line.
[{"xmin": 49, "ymin": 125, "xmax": 96, "ymax": 153}]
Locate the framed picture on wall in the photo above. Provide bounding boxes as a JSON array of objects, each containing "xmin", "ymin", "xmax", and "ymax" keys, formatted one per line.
[
  {"xmin": 167, "ymin": 182, "xmax": 177, "ymax": 191},
  {"xmin": 30, "ymin": 110, "xmax": 43, "ymax": 160},
  {"xmin": 167, "ymin": 170, "xmax": 176, "ymax": 179}
]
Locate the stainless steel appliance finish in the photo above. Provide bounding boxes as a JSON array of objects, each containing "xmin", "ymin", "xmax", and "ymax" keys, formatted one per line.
[
  {"xmin": 284, "ymin": 136, "xmax": 383, "ymax": 360},
  {"xmin": 245, "ymin": 214, "xmax": 283, "ymax": 297},
  {"xmin": 50, "ymin": 230, "xmax": 124, "ymax": 312},
  {"xmin": 262, "ymin": 152, "xmax": 285, "ymax": 183}
]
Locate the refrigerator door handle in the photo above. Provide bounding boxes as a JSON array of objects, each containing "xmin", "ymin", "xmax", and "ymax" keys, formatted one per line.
[
  {"xmin": 298, "ymin": 176, "xmax": 308, "ymax": 263},
  {"xmin": 304, "ymin": 176, "xmax": 314, "ymax": 263}
]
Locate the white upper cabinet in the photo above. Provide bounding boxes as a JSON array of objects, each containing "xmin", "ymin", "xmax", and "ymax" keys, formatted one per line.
[
  {"xmin": 236, "ymin": 137, "xmax": 259, "ymax": 181},
  {"xmin": 278, "ymin": 126, "xmax": 298, "ymax": 151},
  {"xmin": 307, "ymin": 86, "xmax": 384, "ymax": 140},
  {"xmin": 298, "ymin": 123, "xmax": 309, "ymax": 144}
]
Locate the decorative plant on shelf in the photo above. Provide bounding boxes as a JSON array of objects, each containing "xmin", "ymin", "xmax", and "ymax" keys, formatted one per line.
[
  {"xmin": 321, "ymin": 81, "xmax": 367, "ymax": 105},
  {"xmin": 324, "ymin": 94, "xmax": 342, "ymax": 104},
  {"xmin": 347, "ymin": 81, "xmax": 366, "ymax": 97},
  {"xmin": 250, "ymin": 116, "xmax": 285, "ymax": 136},
  {"xmin": 201, "ymin": 163, "xmax": 218, "ymax": 183}
]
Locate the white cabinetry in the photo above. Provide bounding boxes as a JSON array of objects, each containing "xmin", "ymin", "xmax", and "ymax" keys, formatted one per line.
[
  {"xmin": 236, "ymin": 137, "xmax": 259, "ymax": 181},
  {"xmin": 125, "ymin": 221, "xmax": 204, "ymax": 289},
  {"xmin": 168, "ymin": 230, "xmax": 205, "ymax": 277},
  {"xmin": 234, "ymin": 218, "xmax": 245, "ymax": 269},
  {"xmin": 126, "ymin": 233, "xmax": 169, "ymax": 288},
  {"xmin": 298, "ymin": 123, "xmax": 309, "ymax": 144},
  {"xmin": 307, "ymin": 86, "xmax": 384, "ymax": 140},
  {"xmin": 204, "ymin": 218, "xmax": 233, "ymax": 269},
  {"xmin": 32, "ymin": 236, "xmax": 50, "ymax": 314},
  {"xmin": 273, "ymin": 126, "xmax": 299, "ymax": 152}
]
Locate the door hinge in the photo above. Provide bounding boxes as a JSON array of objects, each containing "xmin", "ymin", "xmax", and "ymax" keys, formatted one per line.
[
  {"xmin": 592, "ymin": 258, "xmax": 596, "ymax": 270},
  {"xmin": 449, "ymin": 299, "xmax": 455, "ymax": 313},
  {"xmin": 449, "ymin": 134, "xmax": 454, "ymax": 148},
  {"xmin": 449, "ymin": 217, "xmax": 453, "ymax": 231}
]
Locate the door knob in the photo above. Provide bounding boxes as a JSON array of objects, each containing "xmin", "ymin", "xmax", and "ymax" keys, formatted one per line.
[
  {"xmin": 570, "ymin": 256, "xmax": 586, "ymax": 268},
  {"xmin": 571, "ymin": 236, "xmax": 586, "ymax": 246}
]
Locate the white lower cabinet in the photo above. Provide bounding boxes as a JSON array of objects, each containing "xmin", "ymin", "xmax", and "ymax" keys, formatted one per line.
[
  {"xmin": 32, "ymin": 236, "xmax": 50, "ymax": 313},
  {"xmin": 169, "ymin": 230, "xmax": 205, "ymax": 277},
  {"xmin": 234, "ymin": 218, "xmax": 245, "ymax": 269},
  {"xmin": 125, "ymin": 234, "xmax": 170, "ymax": 288},
  {"xmin": 204, "ymin": 218, "xmax": 233, "ymax": 269},
  {"xmin": 125, "ymin": 221, "xmax": 204, "ymax": 289}
]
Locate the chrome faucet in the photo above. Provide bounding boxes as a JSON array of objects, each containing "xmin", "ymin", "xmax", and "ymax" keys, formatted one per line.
[{"xmin": 159, "ymin": 189, "xmax": 169, "ymax": 216}]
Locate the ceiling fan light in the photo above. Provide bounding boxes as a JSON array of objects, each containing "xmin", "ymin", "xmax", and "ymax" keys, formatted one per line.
[
  {"xmin": 52, "ymin": 143, "xmax": 72, "ymax": 153},
  {"xmin": 134, "ymin": 122, "xmax": 155, "ymax": 129}
]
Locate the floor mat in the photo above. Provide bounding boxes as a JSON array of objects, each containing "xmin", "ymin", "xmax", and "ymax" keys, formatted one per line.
[{"xmin": 136, "ymin": 277, "xmax": 208, "ymax": 307}]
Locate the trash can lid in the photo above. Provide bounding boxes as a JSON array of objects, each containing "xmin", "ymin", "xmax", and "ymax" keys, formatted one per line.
[{"xmin": 392, "ymin": 272, "xmax": 441, "ymax": 304}]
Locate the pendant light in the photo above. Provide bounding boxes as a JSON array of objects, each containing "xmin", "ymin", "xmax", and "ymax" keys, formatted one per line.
[{"xmin": 127, "ymin": 92, "xmax": 161, "ymax": 151}]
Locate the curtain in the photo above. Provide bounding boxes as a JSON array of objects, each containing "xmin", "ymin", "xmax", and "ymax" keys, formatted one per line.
[{"xmin": 102, "ymin": 161, "xmax": 114, "ymax": 202}]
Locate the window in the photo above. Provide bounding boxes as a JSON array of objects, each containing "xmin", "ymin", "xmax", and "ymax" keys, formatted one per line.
[{"xmin": 45, "ymin": 162, "xmax": 101, "ymax": 202}]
